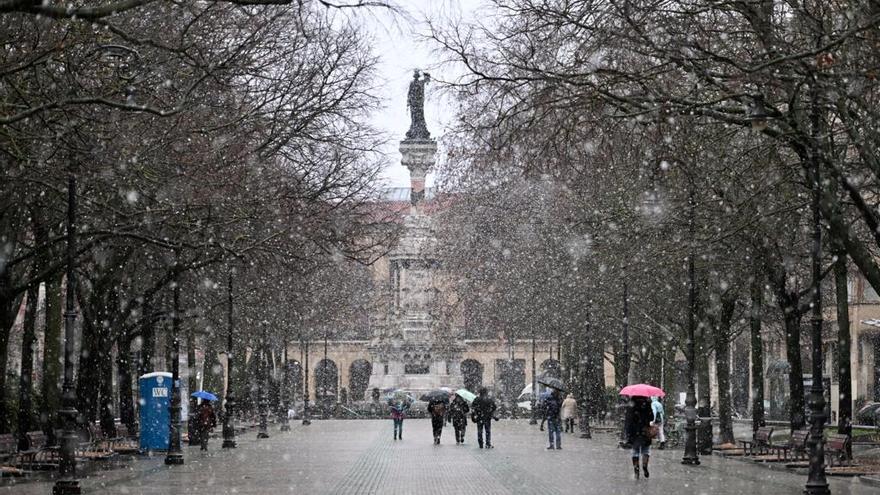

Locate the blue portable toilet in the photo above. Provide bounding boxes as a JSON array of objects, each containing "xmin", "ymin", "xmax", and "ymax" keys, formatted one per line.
[{"xmin": 139, "ymin": 372, "xmax": 172, "ymax": 451}]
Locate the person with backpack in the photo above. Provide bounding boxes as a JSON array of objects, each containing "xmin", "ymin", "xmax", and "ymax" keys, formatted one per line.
[
  {"xmin": 427, "ymin": 397, "xmax": 448, "ymax": 445},
  {"xmin": 651, "ymin": 396, "xmax": 666, "ymax": 449},
  {"xmin": 471, "ymin": 387, "xmax": 497, "ymax": 449}
]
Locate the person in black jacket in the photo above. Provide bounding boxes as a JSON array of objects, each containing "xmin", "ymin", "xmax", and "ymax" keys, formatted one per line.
[
  {"xmin": 624, "ymin": 396, "xmax": 654, "ymax": 479},
  {"xmin": 428, "ymin": 397, "xmax": 448, "ymax": 445},
  {"xmin": 471, "ymin": 387, "xmax": 497, "ymax": 449},
  {"xmin": 544, "ymin": 389, "xmax": 563, "ymax": 450},
  {"xmin": 448, "ymin": 394, "xmax": 470, "ymax": 444}
]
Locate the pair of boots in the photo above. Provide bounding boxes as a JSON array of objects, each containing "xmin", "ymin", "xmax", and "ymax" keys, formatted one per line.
[
  {"xmin": 393, "ymin": 432, "xmax": 402, "ymax": 440},
  {"xmin": 632, "ymin": 456, "xmax": 649, "ymax": 479}
]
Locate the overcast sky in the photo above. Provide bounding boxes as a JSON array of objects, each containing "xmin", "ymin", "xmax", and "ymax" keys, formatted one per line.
[{"xmin": 365, "ymin": 0, "xmax": 485, "ymax": 188}]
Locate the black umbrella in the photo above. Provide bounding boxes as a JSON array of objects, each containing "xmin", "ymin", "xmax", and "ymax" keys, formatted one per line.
[
  {"xmin": 420, "ymin": 389, "xmax": 451, "ymax": 403},
  {"xmin": 538, "ymin": 376, "xmax": 566, "ymax": 392}
]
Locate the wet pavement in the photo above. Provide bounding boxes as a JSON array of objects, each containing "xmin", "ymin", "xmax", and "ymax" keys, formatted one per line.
[{"xmin": 1, "ymin": 419, "xmax": 875, "ymax": 494}]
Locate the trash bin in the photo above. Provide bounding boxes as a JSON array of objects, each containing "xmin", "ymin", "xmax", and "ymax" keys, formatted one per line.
[{"xmin": 139, "ymin": 372, "xmax": 172, "ymax": 451}]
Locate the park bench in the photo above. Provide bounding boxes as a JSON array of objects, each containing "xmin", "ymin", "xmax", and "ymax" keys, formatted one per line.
[
  {"xmin": 740, "ymin": 426, "xmax": 774, "ymax": 456},
  {"xmin": 17, "ymin": 431, "xmax": 59, "ymax": 470},
  {"xmin": 111, "ymin": 424, "xmax": 140, "ymax": 454},
  {"xmin": 768, "ymin": 429, "xmax": 810, "ymax": 462},
  {"xmin": 78, "ymin": 424, "xmax": 116, "ymax": 461},
  {"xmin": 0, "ymin": 433, "xmax": 25, "ymax": 476},
  {"xmin": 825, "ymin": 433, "xmax": 852, "ymax": 467}
]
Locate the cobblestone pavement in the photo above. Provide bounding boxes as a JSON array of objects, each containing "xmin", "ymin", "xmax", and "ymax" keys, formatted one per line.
[{"xmin": 2, "ymin": 420, "xmax": 876, "ymax": 494}]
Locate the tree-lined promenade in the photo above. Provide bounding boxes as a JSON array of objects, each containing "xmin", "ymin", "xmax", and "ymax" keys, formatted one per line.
[{"xmin": 4, "ymin": 1, "xmax": 880, "ymax": 493}]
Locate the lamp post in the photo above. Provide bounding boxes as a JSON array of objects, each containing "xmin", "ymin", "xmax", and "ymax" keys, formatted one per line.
[
  {"xmin": 681, "ymin": 186, "xmax": 700, "ymax": 466},
  {"xmin": 165, "ymin": 264, "xmax": 184, "ymax": 465},
  {"xmin": 222, "ymin": 272, "xmax": 237, "ymax": 448},
  {"xmin": 302, "ymin": 336, "xmax": 311, "ymax": 425},
  {"xmin": 53, "ymin": 175, "xmax": 81, "ymax": 495},
  {"xmin": 529, "ymin": 332, "xmax": 537, "ymax": 425},
  {"xmin": 257, "ymin": 322, "xmax": 270, "ymax": 439},
  {"xmin": 280, "ymin": 345, "xmax": 291, "ymax": 432},
  {"xmin": 804, "ymin": 88, "xmax": 829, "ymax": 494}
]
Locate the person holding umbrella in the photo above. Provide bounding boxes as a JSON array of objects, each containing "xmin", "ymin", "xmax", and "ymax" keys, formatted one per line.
[
  {"xmin": 544, "ymin": 389, "xmax": 563, "ymax": 450},
  {"xmin": 388, "ymin": 391, "xmax": 410, "ymax": 441},
  {"xmin": 423, "ymin": 389, "xmax": 450, "ymax": 445},
  {"xmin": 448, "ymin": 390, "xmax": 472, "ymax": 444},
  {"xmin": 620, "ymin": 384, "xmax": 664, "ymax": 479},
  {"xmin": 191, "ymin": 391, "xmax": 218, "ymax": 451},
  {"xmin": 471, "ymin": 387, "xmax": 497, "ymax": 449}
]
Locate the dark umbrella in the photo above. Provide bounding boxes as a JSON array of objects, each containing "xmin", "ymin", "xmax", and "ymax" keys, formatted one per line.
[
  {"xmin": 420, "ymin": 389, "xmax": 451, "ymax": 403},
  {"xmin": 537, "ymin": 376, "xmax": 566, "ymax": 392}
]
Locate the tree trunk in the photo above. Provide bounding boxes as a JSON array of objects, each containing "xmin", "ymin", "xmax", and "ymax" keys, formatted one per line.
[
  {"xmin": 715, "ymin": 296, "xmax": 736, "ymax": 445},
  {"xmin": 833, "ymin": 251, "xmax": 852, "ymax": 451},
  {"xmin": 0, "ymin": 289, "xmax": 23, "ymax": 434},
  {"xmin": 696, "ymin": 319, "xmax": 713, "ymax": 453},
  {"xmin": 99, "ymin": 338, "xmax": 116, "ymax": 437},
  {"xmin": 76, "ymin": 316, "xmax": 100, "ymax": 423},
  {"xmin": 750, "ymin": 270, "xmax": 765, "ymax": 435},
  {"xmin": 17, "ymin": 284, "xmax": 38, "ymax": 449},
  {"xmin": 782, "ymin": 309, "xmax": 806, "ymax": 431},
  {"xmin": 117, "ymin": 337, "xmax": 136, "ymax": 432},
  {"xmin": 138, "ymin": 302, "xmax": 155, "ymax": 378},
  {"xmin": 41, "ymin": 274, "xmax": 62, "ymax": 436}
]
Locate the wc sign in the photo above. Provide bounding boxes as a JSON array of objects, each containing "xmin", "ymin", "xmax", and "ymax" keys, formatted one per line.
[{"xmin": 152, "ymin": 387, "xmax": 168, "ymax": 398}]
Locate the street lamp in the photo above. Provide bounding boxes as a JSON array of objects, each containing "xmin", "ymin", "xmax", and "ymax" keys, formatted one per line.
[
  {"xmin": 165, "ymin": 264, "xmax": 184, "ymax": 465},
  {"xmin": 804, "ymin": 93, "xmax": 829, "ymax": 494},
  {"xmin": 222, "ymin": 272, "xmax": 237, "ymax": 449},
  {"xmin": 302, "ymin": 335, "xmax": 311, "ymax": 425},
  {"xmin": 53, "ymin": 175, "xmax": 81, "ymax": 495},
  {"xmin": 681, "ymin": 186, "xmax": 700, "ymax": 466},
  {"xmin": 257, "ymin": 321, "xmax": 270, "ymax": 439},
  {"xmin": 529, "ymin": 332, "xmax": 537, "ymax": 425},
  {"xmin": 280, "ymin": 345, "xmax": 291, "ymax": 432}
]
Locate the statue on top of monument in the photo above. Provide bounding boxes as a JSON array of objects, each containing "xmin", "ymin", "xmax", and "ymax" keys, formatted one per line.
[{"xmin": 405, "ymin": 70, "xmax": 431, "ymax": 140}]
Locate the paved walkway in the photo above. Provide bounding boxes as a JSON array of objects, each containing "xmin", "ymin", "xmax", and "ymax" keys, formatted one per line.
[{"xmin": 2, "ymin": 420, "xmax": 875, "ymax": 494}]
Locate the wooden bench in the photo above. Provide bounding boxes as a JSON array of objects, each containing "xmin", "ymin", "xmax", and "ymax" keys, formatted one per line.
[
  {"xmin": 826, "ymin": 433, "xmax": 852, "ymax": 467},
  {"xmin": 769, "ymin": 429, "xmax": 810, "ymax": 461},
  {"xmin": 740, "ymin": 426, "xmax": 774, "ymax": 456},
  {"xmin": 17, "ymin": 431, "xmax": 59, "ymax": 470},
  {"xmin": 111, "ymin": 424, "xmax": 139, "ymax": 455}
]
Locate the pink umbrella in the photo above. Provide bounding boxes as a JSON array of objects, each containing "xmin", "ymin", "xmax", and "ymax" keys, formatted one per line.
[{"xmin": 619, "ymin": 384, "xmax": 665, "ymax": 398}]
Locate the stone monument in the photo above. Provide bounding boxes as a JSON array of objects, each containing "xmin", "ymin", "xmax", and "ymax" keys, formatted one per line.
[{"xmin": 367, "ymin": 70, "xmax": 464, "ymax": 394}]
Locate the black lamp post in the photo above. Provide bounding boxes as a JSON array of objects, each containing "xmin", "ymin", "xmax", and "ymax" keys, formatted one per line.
[
  {"xmin": 681, "ymin": 186, "xmax": 700, "ymax": 466},
  {"xmin": 804, "ymin": 97, "xmax": 829, "ymax": 494},
  {"xmin": 280, "ymin": 345, "xmax": 291, "ymax": 432},
  {"xmin": 222, "ymin": 272, "xmax": 237, "ymax": 448},
  {"xmin": 529, "ymin": 332, "xmax": 537, "ymax": 425},
  {"xmin": 257, "ymin": 322, "xmax": 270, "ymax": 439},
  {"xmin": 53, "ymin": 175, "xmax": 81, "ymax": 495},
  {"xmin": 165, "ymin": 264, "xmax": 184, "ymax": 465},
  {"xmin": 302, "ymin": 336, "xmax": 311, "ymax": 425}
]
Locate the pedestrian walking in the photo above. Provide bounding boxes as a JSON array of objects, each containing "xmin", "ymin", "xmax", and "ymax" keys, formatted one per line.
[
  {"xmin": 471, "ymin": 387, "xmax": 497, "ymax": 449},
  {"xmin": 561, "ymin": 393, "xmax": 577, "ymax": 433},
  {"xmin": 390, "ymin": 398, "xmax": 409, "ymax": 441},
  {"xmin": 624, "ymin": 396, "xmax": 654, "ymax": 479},
  {"xmin": 651, "ymin": 396, "xmax": 666, "ymax": 449},
  {"xmin": 428, "ymin": 397, "xmax": 448, "ymax": 445},
  {"xmin": 448, "ymin": 394, "xmax": 470, "ymax": 444},
  {"xmin": 195, "ymin": 401, "xmax": 217, "ymax": 451},
  {"xmin": 544, "ymin": 389, "xmax": 563, "ymax": 450}
]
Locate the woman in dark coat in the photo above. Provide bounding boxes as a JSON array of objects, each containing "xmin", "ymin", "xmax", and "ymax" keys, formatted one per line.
[
  {"xmin": 427, "ymin": 398, "xmax": 448, "ymax": 445},
  {"xmin": 447, "ymin": 395, "xmax": 470, "ymax": 445},
  {"xmin": 195, "ymin": 401, "xmax": 217, "ymax": 451},
  {"xmin": 624, "ymin": 396, "xmax": 654, "ymax": 479}
]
